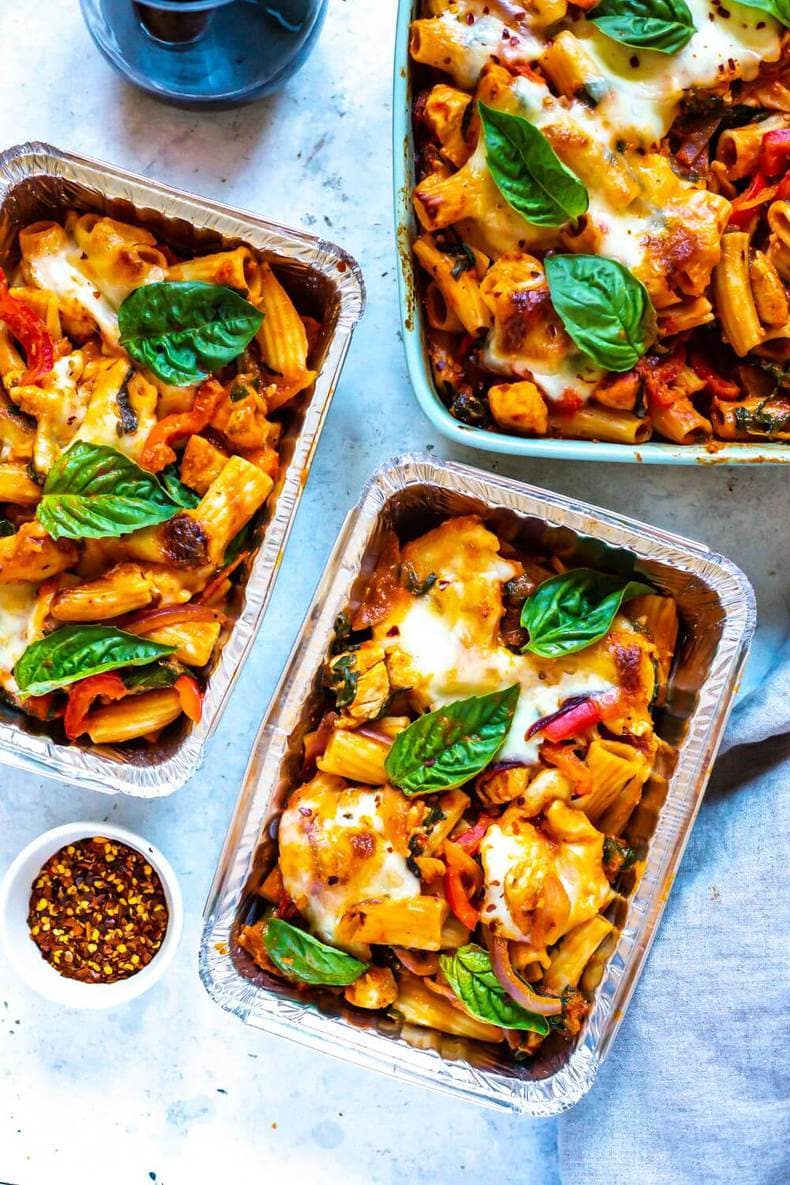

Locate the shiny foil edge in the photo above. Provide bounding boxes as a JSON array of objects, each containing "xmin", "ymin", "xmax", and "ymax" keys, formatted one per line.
[
  {"xmin": 199, "ymin": 453, "xmax": 755, "ymax": 1114},
  {"xmin": 0, "ymin": 141, "xmax": 365, "ymax": 798}
]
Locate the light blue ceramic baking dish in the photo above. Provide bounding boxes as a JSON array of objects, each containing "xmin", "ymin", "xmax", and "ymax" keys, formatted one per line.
[{"xmin": 392, "ymin": 0, "xmax": 789, "ymax": 465}]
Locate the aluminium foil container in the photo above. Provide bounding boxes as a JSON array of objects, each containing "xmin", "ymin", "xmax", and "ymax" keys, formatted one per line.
[
  {"xmin": 200, "ymin": 454, "xmax": 754, "ymax": 1114},
  {"xmin": 0, "ymin": 142, "xmax": 365, "ymax": 796}
]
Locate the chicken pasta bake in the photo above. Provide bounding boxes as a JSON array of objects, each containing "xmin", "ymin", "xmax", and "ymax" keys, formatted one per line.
[
  {"xmin": 0, "ymin": 211, "xmax": 319, "ymax": 746},
  {"xmin": 409, "ymin": 0, "xmax": 790, "ymax": 446},
  {"xmin": 239, "ymin": 515, "xmax": 678, "ymax": 1055}
]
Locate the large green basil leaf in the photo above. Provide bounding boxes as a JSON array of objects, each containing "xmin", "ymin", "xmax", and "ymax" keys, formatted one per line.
[
  {"xmin": 384, "ymin": 684, "xmax": 520, "ymax": 796},
  {"xmin": 521, "ymin": 568, "xmax": 653, "ymax": 658},
  {"xmin": 36, "ymin": 442, "xmax": 182, "ymax": 540},
  {"xmin": 440, "ymin": 945, "xmax": 550, "ymax": 1035},
  {"xmin": 545, "ymin": 254, "xmax": 656, "ymax": 372},
  {"xmin": 590, "ymin": 0, "xmax": 696, "ymax": 53},
  {"xmin": 14, "ymin": 625, "xmax": 175, "ymax": 697},
  {"xmin": 118, "ymin": 281, "xmax": 263, "ymax": 386},
  {"xmin": 479, "ymin": 103, "xmax": 588, "ymax": 228},
  {"xmin": 726, "ymin": 0, "xmax": 789, "ymax": 26},
  {"xmin": 263, "ymin": 918, "xmax": 368, "ymax": 986}
]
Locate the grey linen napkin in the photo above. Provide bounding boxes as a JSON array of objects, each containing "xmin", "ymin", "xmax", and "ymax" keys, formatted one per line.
[{"xmin": 557, "ymin": 640, "xmax": 790, "ymax": 1185}]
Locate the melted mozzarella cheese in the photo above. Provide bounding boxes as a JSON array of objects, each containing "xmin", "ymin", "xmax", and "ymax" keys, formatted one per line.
[
  {"xmin": 432, "ymin": 9, "xmax": 543, "ymax": 89},
  {"xmin": 480, "ymin": 800, "xmax": 610, "ymax": 945},
  {"xmin": 459, "ymin": 140, "xmax": 558, "ymax": 258},
  {"xmin": 0, "ymin": 584, "xmax": 45, "ymax": 693},
  {"xmin": 25, "ymin": 241, "xmax": 120, "ymax": 346},
  {"xmin": 482, "ymin": 334, "xmax": 603, "ymax": 406},
  {"xmin": 278, "ymin": 777, "xmax": 419, "ymax": 948},
  {"xmin": 379, "ymin": 518, "xmax": 622, "ymax": 765},
  {"xmin": 394, "ymin": 597, "xmax": 617, "ymax": 764},
  {"xmin": 573, "ymin": 0, "xmax": 780, "ymax": 148}
]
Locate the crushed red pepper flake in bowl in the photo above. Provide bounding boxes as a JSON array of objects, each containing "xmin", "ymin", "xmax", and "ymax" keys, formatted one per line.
[{"xmin": 27, "ymin": 836, "xmax": 169, "ymax": 983}]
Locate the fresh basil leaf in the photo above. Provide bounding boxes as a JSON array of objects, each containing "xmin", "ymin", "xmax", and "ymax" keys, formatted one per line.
[
  {"xmin": 121, "ymin": 659, "xmax": 186, "ymax": 692},
  {"xmin": 263, "ymin": 917, "xmax": 368, "ymax": 986},
  {"xmin": 118, "ymin": 281, "xmax": 264, "ymax": 386},
  {"xmin": 590, "ymin": 0, "xmax": 696, "ymax": 53},
  {"xmin": 520, "ymin": 568, "xmax": 653, "ymax": 658},
  {"xmin": 440, "ymin": 945, "xmax": 550, "ymax": 1035},
  {"xmin": 479, "ymin": 102, "xmax": 588, "ymax": 228},
  {"xmin": 160, "ymin": 463, "xmax": 201, "ymax": 509},
  {"xmin": 729, "ymin": 0, "xmax": 790, "ymax": 27},
  {"xmin": 384, "ymin": 684, "xmax": 520, "ymax": 796},
  {"xmin": 36, "ymin": 442, "xmax": 182, "ymax": 540},
  {"xmin": 14, "ymin": 625, "xmax": 175, "ymax": 697},
  {"xmin": 545, "ymin": 254, "xmax": 656, "ymax": 372}
]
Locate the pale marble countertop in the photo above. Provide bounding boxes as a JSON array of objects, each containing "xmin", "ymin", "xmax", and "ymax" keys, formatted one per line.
[{"xmin": 0, "ymin": 3, "xmax": 787, "ymax": 1184}]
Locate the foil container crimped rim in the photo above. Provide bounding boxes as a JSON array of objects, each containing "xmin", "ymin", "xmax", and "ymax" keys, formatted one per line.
[
  {"xmin": 0, "ymin": 142, "xmax": 364, "ymax": 797},
  {"xmin": 200, "ymin": 453, "xmax": 754, "ymax": 1114}
]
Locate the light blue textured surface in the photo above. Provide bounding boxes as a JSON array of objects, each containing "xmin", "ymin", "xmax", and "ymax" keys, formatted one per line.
[{"xmin": 0, "ymin": 2, "xmax": 787, "ymax": 1184}]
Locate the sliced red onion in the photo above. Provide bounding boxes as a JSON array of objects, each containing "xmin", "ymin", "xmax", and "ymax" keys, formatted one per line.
[
  {"xmin": 490, "ymin": 936, "xmax": 563, "ymax": 1017},
  {"xmin": 525, "ymin": 694, "xmax": 593, "ymax": 740}
]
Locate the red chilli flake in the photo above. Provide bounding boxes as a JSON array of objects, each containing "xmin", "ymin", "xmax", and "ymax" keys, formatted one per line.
[{"xmin": 27, "ymin": 836, "xmax": 169, "ymax": 983}]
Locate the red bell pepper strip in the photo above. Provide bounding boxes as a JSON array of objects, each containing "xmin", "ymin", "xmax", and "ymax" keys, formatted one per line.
[
  {"xmin": 174, "ymin": 674, "xmax": 203, "ymax": 723},
  {"xmin": 690, "ymin": 352, "xmax": 740, "ymax": 401},
  {"xmin": 0, "ymin": 266, "xmax": 54, "ymax": 386},
  {"xmin": 64, "ymin": 673, "xmax": 128, "ymax": 740},
  {"xmin": 140, "ymin": 377, "xmax": 226, "ymax": 472},
  {"xmin": 542, "ymin": 697, "xmax": 602, "ymax": 741},
  {"xmin": 529, "ymin": 689, "xmax": 623, "ymax": 744},
  {"xmin": 454, "ymin": 814, "xmax": 496, "ymax": 855},
  {"xmin": 759, "ymin": 129, "xmax": 790, "ymax": 177},
  {"xmin": 443, "ymin": 840, "xmax": 481, "ymax": 931},
  {"xmin": 728, "ymin": 171, "xmax": 771, "ymax": 229}
]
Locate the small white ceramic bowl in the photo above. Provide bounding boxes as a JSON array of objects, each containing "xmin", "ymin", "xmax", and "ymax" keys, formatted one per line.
[{"xmin": 0, "ymin": 821, "xmax": 183, "ymax": 1008}]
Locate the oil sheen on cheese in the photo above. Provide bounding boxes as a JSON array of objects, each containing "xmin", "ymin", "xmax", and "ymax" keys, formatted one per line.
[{"xmin": 278, "ymin": 778, "xmax": 419, "ymax": 948}]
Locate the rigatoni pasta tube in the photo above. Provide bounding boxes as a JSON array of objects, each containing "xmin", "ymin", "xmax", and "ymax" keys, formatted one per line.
[
  {"xmin": 0, "ymin": 461, "xmax": 42, "ymax": 504},
  {"xmin": 50, "ymin": 563, "xmax": 155, "ymax": 621},
  {"xmin": 67, "ymin": 212, "xmax": 168, "ymax": 306},
  {"xmin": 717, "ymin": 115, "xmax": 788, "ymax": 181},
  {"xmin": 713, "ymin": 232, "xmax": 764, "ymax": 356},
  {"xmin": 550, "ymin": 405, "xmax": 652, "ymax": 444},
  {"xmin": 344, "ymin": 896, "xmax": 449, "ymax": 951},
  {"xmin": 188, "ymin": 455, "xmax": 273, "ymax": 565},
  {"xmin": 255, "ymin": 262, "xmax": 315, "ymax": 387},
  {"xmin": 575, "ymin": 739, "xmax": 649, "ymax": 823},
  {"xmin": 317, "ymin": 728, "xmax": 391, "ymax": 785},
  {"xmin": 396, "ymin": 971, "xmax": 503, "ymax": 1042},
  {"xmin": 85, "ymin": 688, "xmax": 183, "ymax": 744},
  {"xmin": 424, "ymin": 282, "xmax": 463, "ymax": 333},
  {"xmin": 543, "ymin": 916, "xmax": 614, "ymax": 994},
  {"xmin": 144, "ymin": 620, "xmax": 221, "ymax": 667},
  {"xmin": 413, "ymin": 235, "xmax": 491, "ymax": 335},
  {"xmin": 649, "ymin": 399, "xmax": 712, "ymax": 445},
  {"xmin": 167, "ymin": 246, "xmax": 258, "ymax": 295}
]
